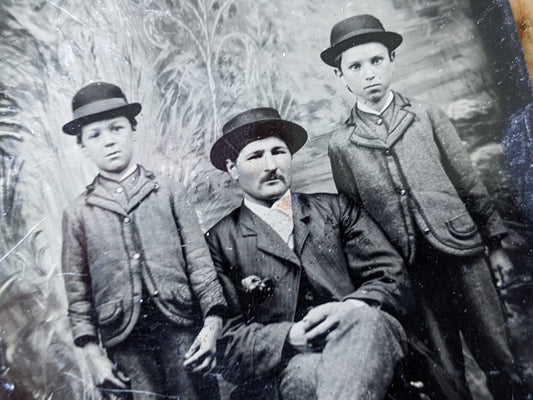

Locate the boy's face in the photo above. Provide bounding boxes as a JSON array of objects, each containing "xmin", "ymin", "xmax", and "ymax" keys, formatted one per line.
[
  {"xmin": 80, "ymin": 116, "xmax": 135, "ymax": 178},
  {"xmin": 226, "ymin": 136, "xmax": 292, "ymax": 206},
  {"xmin": 337, "ymin": 42, "xmax": 395, "ymax": 109}
]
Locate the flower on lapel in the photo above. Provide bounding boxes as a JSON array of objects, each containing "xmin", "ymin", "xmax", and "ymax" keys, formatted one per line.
[{"xmin": 241, "ymin": 275, "xmax": 277, "ymax": 303}]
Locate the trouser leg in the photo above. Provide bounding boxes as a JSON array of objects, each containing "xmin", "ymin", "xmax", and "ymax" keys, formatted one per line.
[
  {"xmin": 409, "ymin": 248, "xmax": 472, "ymax": 399},
  {"xmin": 108, "ymin": 315, "xmax": 219, "ymax": 400},
  {"xmin": 316, "ymin": 306, "xmax": 406, "ymax": 400},
  {"xmin": 456, "ymin": 254, "xmax": 524, "ymax": 399},
  {"xmin": 279, "ymin": 305, "xmax": 406, "ymax": 400}
]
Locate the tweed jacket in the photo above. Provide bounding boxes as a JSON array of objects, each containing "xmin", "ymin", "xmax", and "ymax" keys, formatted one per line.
[
  {"xmin": 205, "ymin": 192, "xmax": 411, "ymax": 388},
  {"xmin": 61, "ymin": 165, "xmax": 226, "ymax": 348},
  {"xmin": 328, "ymin": 92, "xmax": 507, "ymax": 262}
]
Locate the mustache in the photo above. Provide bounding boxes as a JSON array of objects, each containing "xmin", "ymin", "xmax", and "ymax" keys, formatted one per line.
[{"xmin": 260, "ymin": 171, "xmax": 286, "ymax": 184}]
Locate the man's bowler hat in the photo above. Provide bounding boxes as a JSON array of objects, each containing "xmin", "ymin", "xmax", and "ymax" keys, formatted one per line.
[
  {"xmin": 62, "ymin": 82, "xmax": 141, "ymax": 135},
  {"xmin": 210, "ymin": 107, "xmax": 307, "ymax": 171},
  {"xmin": 321, "ymin": 14, "xmax": 403, "ymax": 67}
]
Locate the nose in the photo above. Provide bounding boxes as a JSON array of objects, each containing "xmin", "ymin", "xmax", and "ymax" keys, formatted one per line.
[
  {"xmin": 102, "ymin": 129, "xmax": 116, "ymax": 147},
  {"xmin": 263, "ymin": 152, "xmax": 276, "ymax": 171},
  {"xmin": 362, "ymin": 64, "xmax": 375, "ymax": 81}
]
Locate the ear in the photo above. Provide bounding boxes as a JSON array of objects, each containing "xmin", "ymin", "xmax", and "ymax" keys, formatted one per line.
[
  {"xmin": 225, "ymin": 159, "xmax": 239, "ymax": 181},
  {"xmin": 390, "ymin": 50, "xmax": 396, "ymax": 62}
]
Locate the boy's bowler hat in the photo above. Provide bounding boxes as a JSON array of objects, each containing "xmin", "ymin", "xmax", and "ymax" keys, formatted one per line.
[
  {"xmin": 321, "ymin": 14, "xmax": 402, "ymax": 67},
  {"xmin": 210, "ymin": 108, "xmax": 307, "ymax": 171},
  {"xmin": 62, "ymin": 82, "xmax": 141, "ymax": 135}
]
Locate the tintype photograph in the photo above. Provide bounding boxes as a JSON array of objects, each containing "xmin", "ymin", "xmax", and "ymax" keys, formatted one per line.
[{"xmin": 1, "ymin": 0, "xmax": 533, "ymax": 399}]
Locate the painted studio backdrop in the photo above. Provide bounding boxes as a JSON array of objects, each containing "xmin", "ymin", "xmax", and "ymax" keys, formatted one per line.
[{"xmin": 1, "ymin": 0, "xmax": 533, "ymax": 399}]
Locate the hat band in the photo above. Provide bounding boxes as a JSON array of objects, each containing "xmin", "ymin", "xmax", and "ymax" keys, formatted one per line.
[{"xmin": 73, "ymin": 97, "xmax": 128, "ymax": 119}]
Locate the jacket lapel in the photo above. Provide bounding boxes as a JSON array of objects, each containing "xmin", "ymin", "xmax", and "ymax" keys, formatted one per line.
[
  {"xmin": 84, "ymin": 166, "xmax": 157, "ymax": 216},
  {"xmin": 387, "ymin": 93, "xmax": 416, "ymax": 146},
  {"xmin": 346, "ymin": 92, "xmax": 415, "ymax": 149},
  {"xmin": 85, "ymin": 180, "xmax": 128, "ymax": 216},
  {"xmin": 291, "ymin": 193, "xmax": 310, "ymax": 257},
  {"xmin": 238, "ymin": 204, "xmax": 301, "ymax": 267}
]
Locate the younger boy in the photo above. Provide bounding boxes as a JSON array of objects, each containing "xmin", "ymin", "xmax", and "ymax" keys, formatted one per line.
[
  {"xmin": 322, "ymin": 14, "xmax": 524, "ymax": 399},
  {"xmin": 61, "ymin": 82, "xmax": 226, "ymax": 399}
]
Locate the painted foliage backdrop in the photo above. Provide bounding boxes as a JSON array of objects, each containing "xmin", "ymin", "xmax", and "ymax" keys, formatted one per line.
[{"xmin": 0, "ymin": 0, "xmax": 532, "ymax": 398}]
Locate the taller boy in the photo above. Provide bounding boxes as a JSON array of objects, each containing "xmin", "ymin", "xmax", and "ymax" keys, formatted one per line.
[{"xmin": 322, "ymin": 14, "xmax": 523, "ymax": 399}]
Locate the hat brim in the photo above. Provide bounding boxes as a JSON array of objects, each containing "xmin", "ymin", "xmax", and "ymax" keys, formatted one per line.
[
  {"xmin": 321, "ymin": 31, "xmax": 403, "ymax": 67},
  {"xmin": 62, "ymin": 103, "xmax": 142, "ymax": 135},
  {"xmin": 210, "ymin": 119, "xmax": 308, "ymax": 171}
]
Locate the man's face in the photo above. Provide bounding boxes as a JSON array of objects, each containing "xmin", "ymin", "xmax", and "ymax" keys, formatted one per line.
[
  {"xmin": 80, "ymin": 116, "xmax": 135, "ymax": 179},
  {"xmin": 226, "ymin": 136, "xmax": 292, "ymax": 206},
  {"xmin": 337, "ymin": 42, "xmax": 395, "ymax": 109}
]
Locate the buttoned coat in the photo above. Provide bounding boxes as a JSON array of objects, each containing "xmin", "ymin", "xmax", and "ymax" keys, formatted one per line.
[
  {"xmin": 61, "ymin": 166, "xmax": 226, "ymax": 348},
  {"xmin": 205, "ymin": 192, "xmax": 411, "ymax": 395},
  {"xmin": 328, "ymin": 92, "xmax": 507, "ymax": 263}
]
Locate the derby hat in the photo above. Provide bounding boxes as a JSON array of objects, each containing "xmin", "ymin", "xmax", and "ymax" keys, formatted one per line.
[
  {"xmin": 62, "ymin": 82, "xmax": 141, "ymax": 135},
  {"xmin": 210, "ymin": 107, "xmax": 307, "ymax": 171},
  {"xmin": 321, "ymin": 14, "xmax": 402, "ymax": 67}
]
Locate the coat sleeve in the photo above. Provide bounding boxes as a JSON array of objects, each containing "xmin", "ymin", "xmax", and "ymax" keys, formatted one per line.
[
  {"xmin": 328, "ymin": 139, "xmax": 362, "ymax": 203},
  {"xmin": 205, "ymin": 228, "xmax": 293, "ymax": 383},
  {"xmin": 337, "ymin": 195, "xmax": 413, "ymax": 321},
  {"xmin": 61, "ymin": 205, "xmax": 98, "ymax": 346},
  {"xmin": 428, "ymin": 105, "xmax": 507, "ymax": 244},
  {"xmin": 171, "ymin": 188, "xmax": 227, "ymax": 319}
]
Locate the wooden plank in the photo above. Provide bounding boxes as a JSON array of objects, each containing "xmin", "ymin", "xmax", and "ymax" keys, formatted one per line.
[{"xmin": 509, "ymin": 0, "xmax": 533, "ymax": 80}]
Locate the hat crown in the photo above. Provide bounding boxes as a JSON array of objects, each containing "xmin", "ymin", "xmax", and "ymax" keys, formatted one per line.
[
  {"xmin": 223, "ymin": 107, "xmax": 282, "ymax": 135},
  {"xmin": 72, "ymin": 82, "xmax": 127, "ymax": 112},
  {"xmin": 330, "ymin": 14, "xmax": 385, "ymax": 47}
]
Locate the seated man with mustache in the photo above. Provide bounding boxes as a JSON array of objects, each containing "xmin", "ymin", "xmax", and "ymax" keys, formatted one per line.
[{"xmin": 205, "ymin": 107, "xmax": 413, "ymax": 400}]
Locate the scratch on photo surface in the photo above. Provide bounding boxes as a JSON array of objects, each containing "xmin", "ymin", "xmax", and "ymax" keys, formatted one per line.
[
  {"xmin": 0, "ymin": 218, "xmax": 45, "ymax": 265},
  {"xmin": 63, "ymin": 371, "xmax": 181, "ymax": 399},
  {"xmin": 45, "ymin": 0, "xmax": 88, "ymax": 26}
]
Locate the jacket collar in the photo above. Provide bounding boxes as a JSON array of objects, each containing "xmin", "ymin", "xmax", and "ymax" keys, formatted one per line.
[
  {"xmin": 84, "ymin": 165, "xmax": 159, "ymax": 216},
  {"xmin": 238, "ymin": 192, "xmax": 310, "ymax": 266},
  {"xmin": 345, "ymin": 91, "xmax": 415, "ymax": 149}
]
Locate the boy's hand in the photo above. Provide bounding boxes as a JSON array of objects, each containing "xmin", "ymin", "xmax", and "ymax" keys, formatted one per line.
[
  {"xmin": 83, "ymin": 342, "xmax": 128, "ymax": 390},
  {"xmin": 489, "ymin": 248, "xmax": 518, "ymax": 288},
  {"xmin": 183, "ymin": 315, "xmax": 222, "ymax": 374}
]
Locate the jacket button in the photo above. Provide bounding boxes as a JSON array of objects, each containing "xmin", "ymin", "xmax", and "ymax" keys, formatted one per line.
[
  {"xmin": 376, "ymin": 119, "xmax": 383, "ymax": 125},
  {"xmin": 423, "ymin": 228, "xmax": 430, "ymax": 235},
  {"xmin": 116, "ymin": 187, "xmax": 124, "ymax": 194},
  {"xmin": 384, "ymin": 149, "xmax": 391, "ymax": 156},
  {"xmin": 152, "ymin": 290, "xmax": 159, "ymax": 296},
  {"xmin": 133, "ymin": 253, "xmax": 141, "ymax": 260},
  {"xmin": 400, "ymin": 189, "xmax": 406, "ymax": 196},
  {"xmin": 124, "ymin": 217, "xmax": 130, "ymax": 223}
]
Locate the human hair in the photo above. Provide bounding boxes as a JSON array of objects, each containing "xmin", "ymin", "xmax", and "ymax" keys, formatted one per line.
[{"xmin": 77, "ymin": 115, "xmax": 137, "ymax": 146}]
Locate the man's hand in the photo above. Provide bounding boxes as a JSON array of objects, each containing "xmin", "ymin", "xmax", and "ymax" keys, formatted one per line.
[
  {"xmin": 83, "ymin": 342, "xmax": 128, "ymax": 390},
  {"xmin": 183, "ymin": 315, "xmax": 222, "ymax": 374},
  {"xmin": 489, "ymin": 248, "xmax": 517, "ymax": 288},
  {"xmin": 302, "ymin": 300, "xmax": 367, "ymax": 345},
  {"xmin": 288, "ymin": 320, "xmax": 310, "ymax": 353}
]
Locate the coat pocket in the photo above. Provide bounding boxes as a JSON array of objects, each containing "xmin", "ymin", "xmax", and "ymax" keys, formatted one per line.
[
  {"xmin": 445, "ymin": 213, "xmax": 478, "ymax": 239},
  {"xmin": 96, "ymin": 300, "xmax": 123, "ymax": 325}
]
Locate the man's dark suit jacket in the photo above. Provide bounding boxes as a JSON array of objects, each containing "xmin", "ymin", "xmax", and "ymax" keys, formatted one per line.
[{"xmin": 205, "ymin": 192, "xmax": 412, "ymax": 396}]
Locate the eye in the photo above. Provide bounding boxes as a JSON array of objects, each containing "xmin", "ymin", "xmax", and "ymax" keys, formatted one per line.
[
  {"xmin": 111, "ymin": 125, "xmax": 124, "ymax": 132},
  {"xmin": 272, "ymin": 147, "xmax": 289, "ymax": 155},
  {"xmin": 246, "ymin": 152, "xmax": 262, "ymax": 160},
  {"xmin": 371, "ymin": 57, "xmax": 384, "ymax": 65},
  {"xmin": 89, "ymin": 131, "xmax": 100, "ymax": 139},
  {"xmin": 349, "ymin": 63, "xmax": 361, "ymax": 71}
]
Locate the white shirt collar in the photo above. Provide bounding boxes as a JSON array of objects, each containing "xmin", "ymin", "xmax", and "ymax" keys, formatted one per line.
[{"xmin": 357, "ymin": 91, "xmax": 394, "ymax": 116}]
